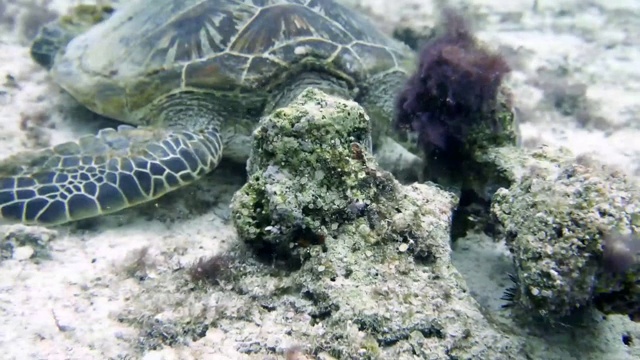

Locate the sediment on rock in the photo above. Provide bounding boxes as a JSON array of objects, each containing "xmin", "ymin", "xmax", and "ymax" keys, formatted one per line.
[
  {"xmin": 490, "ymin": 145, "xmax": 640, "ymax": 321},
  {"xmin": 224, "ymin": 88, "xmax": 526, "ymax": 358}
]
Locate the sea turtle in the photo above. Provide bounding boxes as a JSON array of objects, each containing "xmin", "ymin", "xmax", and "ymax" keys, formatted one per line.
[{"xmin": 0, "ymin": 0, "xmax": 419, "ymax": 226}]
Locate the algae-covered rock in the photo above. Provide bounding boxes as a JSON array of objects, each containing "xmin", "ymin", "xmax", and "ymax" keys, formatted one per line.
[
  {"xmin": 224, "ymin": 88, "xmax": 528, "ymax": 358},
  {"xmin": 490, "ymin": 145, "xmax": 640, "ymax": 320},
  {"xmin": 254, "ymin": 182, "xmax": 524, "ymax": 359},
  {"xmin": 114, "ymin": 91, "xmax": 636, "ymax": 358},
  {"xmin": 232, "ymin": 88, "xmax": 416, "ymax": 260}
]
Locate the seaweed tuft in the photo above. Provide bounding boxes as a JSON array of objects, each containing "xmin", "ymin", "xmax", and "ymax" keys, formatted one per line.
[{"xmin": 394, "ymin": 7, "xmax": 511, "ymax": 152}]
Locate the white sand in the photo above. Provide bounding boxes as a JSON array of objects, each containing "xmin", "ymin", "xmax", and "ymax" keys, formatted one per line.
[{"xmin": 1, "ymin": 0, "xmax": 640, "ymax": 359}]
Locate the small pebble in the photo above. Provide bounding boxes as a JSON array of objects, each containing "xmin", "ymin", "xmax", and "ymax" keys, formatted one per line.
[{"xmin": 14, "ymin": 246, "xmax": 34, "ymax": 260}]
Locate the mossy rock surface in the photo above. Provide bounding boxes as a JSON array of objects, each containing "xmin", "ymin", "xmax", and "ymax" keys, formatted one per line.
[
  {"xmin": 232, "ymin": 88, "xmax": 412, "ymax": 259},
  {"xmin": 491, "ymin": 145, "xmax": 640, "ymax": 320}
]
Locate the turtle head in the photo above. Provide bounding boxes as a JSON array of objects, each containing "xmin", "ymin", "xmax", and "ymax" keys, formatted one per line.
[{"xmin": 30, "ymin": 4, "xmax": 114, "ymax": 70}]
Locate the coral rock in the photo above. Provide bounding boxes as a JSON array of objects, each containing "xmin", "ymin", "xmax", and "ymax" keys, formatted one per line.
[{"xmin": 490, "ymin": 145, "xmax": 640, "ymax": 320}]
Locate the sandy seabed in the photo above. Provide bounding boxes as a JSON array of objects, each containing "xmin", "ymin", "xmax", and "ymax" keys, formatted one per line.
[{"xmin": 1, "ymin": 0, "xmax": 640, "ymax": 359}]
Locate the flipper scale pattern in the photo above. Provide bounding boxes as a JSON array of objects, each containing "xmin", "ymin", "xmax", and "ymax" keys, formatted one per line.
[{"xmin": 0, "ymin": 125, "xmax": 222, "ymax": 225}]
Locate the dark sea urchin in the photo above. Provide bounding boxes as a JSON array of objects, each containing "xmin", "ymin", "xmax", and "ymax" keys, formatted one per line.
[
  {"xmin": 501, "ymin": 273, "xmax": 520, "ymax": 308},
  {"xmin": 394, "ymin": 7, "xmax": 511, "ymax": 155}
]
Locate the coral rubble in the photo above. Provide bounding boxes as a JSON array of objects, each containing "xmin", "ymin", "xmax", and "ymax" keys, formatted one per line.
[
  {"xmin": 490, "ymin": 145, "xmax": 640, "ymax": 321},
  {"xmin": 225, "ymin": 88, "xmax": 524, "ymax": 358}
]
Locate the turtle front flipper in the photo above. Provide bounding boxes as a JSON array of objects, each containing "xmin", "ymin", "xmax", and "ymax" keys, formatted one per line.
[
  {"xmin": 0, "ymin": 125, "xmax": 223, "ymax": 225},
  {"xmin": 31, "ymin": 4, "xmax": 115, "ymax": 69}
]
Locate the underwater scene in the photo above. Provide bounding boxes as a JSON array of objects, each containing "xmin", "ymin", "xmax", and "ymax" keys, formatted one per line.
[{"xmin": 0, "ymin": 0, "xmax": 639, "ymax": 359}]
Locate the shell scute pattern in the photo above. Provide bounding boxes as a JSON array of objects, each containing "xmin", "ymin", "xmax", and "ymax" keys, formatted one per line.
[
  {"xmin": 112, "ymin": 1, "xmax": 255, "ymax": 70},
  {"xmin": 267, "ymin": 38, "xmax": 338, "ymax": 63},
  {"xmin": 243, "ymin": 55, "xmax": 287, "ymax": 86},
  {"xmin": 141, "ymin": 1, "xmax": 399, "ymax": 82},
  {"xmin": 56, "ymin": 0, "xmax": 410, "ymax": 122},
  {"xmin": 182, "ymin": 53, "xmax": 252, "ymax": 90},
  {"xmin": 229, "ymin": 3, "xmax": 353, "ymax": 55},
  {"xmin": 350, "ymin": 42, "xmax": 398, "ymax": 75},
  {"xmin": 175, "ymin": 2, "xmax": 361, "ymax": 91}
]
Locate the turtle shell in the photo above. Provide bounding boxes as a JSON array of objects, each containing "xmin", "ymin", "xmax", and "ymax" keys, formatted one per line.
[{"xmin": 50, "ymin": 0, "xmax": 413, "ymax": 123}]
